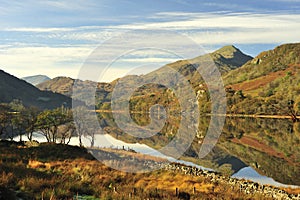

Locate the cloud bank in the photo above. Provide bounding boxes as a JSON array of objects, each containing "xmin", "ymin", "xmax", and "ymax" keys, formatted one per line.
[{"xmin": 0, "ymin": 9, "xmax": 299, "ymax": 81}]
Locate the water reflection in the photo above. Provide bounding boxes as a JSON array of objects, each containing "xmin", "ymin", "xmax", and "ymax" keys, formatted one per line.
[{"xmin": 97, "ymin": 112, "xmax": 300, "ymax": 186}]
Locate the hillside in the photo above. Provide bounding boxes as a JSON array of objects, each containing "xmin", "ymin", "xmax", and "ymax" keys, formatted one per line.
[
  {"xmin": 131, "ymin": 43, "xmax": 299, "ymax": 115},
  {"xmin": 33, "ymin": 45, "xmax": 251, "ymax": 110},
  {"xmin": 0, "ymin": 70, "xmax": 72, "ymax": 109},
  {"xmin": 22, "ymin": 75, "xmax": 50, "ymax": 86},
  {"xmin": 223, "ymin": 43, "xmax": 300, "ymax": 115},
  {"xmin": 37, "ymin": 77, "xmax": 113, "ymax": 106},
  {"xmin": 37, "ymin": 76, "xmax": 75, "ymax": 97},
  {"xmin": 151, "ymin": 45, "xmax": 252, "ymax": 80},
  {"xmin": 224, "ymin": 43, "xmax": 300, "ymax": 85},
  {"xmin": 94, "ymin": 45, "xmax": 252, "ymax": 112},
  {"xmin": 29, "ymin": 43, "xmax": 300, "ymax": 116},
  {"xmin": 125, "ymin": 43, "xmax": 300, "ymax": 116},
  {"xmin": 0, "ymin": 141, "xmax": 298, "ymax": 199}
]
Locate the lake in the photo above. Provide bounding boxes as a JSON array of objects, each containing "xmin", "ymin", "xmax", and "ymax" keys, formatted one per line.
[
  {"xmin": 15, "ymin": 112, "xmax": 300, "ymax": 188},
  {"xmin": 97, "ymin": 112, "xmax": 300, "ymax": 186}
]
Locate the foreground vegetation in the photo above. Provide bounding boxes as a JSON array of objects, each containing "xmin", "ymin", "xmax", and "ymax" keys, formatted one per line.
[{"xmin": 2, "ymin": 141, "xmax": 297, "ymax": 200}]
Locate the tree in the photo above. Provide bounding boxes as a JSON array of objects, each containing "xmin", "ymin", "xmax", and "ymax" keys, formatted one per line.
[
  {"xmin": 57, "ymin": 110, "xmax": 75, "ymax": 144},
  {"xmin": 11, "ymin": 112, "xmax": 26, "ymax": 142},
  {"xmin": 73, "ymin": 106, "xmax": 98, "ymax": 147},
  {"xmin": 9, "ymin": 99, "xmax": 24, "ymax": 112},
  {"xmin": 58, "ymin": 121, "xmax": 76, "ymax": 145},
  {"xmin": 22, "ymin": 107, "xmax": 40, "ymax": 141},
  {"xmin": 0, "ymin": 105, "xmax": 11, "ymax": 137},
  {"xmin": 36, "ymin": 108, "xmax": 68, "ymax": 143}
]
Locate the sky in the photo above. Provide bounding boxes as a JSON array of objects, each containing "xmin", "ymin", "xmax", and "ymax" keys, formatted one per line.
[{"xmin": 0, "ymin": 0, "xmax": 299, "ymax": 82}]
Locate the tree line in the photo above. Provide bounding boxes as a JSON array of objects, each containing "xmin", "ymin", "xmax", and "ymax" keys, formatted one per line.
[{"xmin": 0, "ymin": 101, "xmax": 97, "ymax": 146}]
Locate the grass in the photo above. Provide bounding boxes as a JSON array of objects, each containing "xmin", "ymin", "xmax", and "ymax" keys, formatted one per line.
[{"xmin": 0, "ymin": 140, "xmax": 297, "ymax": 199}]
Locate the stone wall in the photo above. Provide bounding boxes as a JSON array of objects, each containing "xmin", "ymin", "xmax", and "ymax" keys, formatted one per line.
[{"xmin": 164, "ymin": 163, "xmax": 300, "ymax": 200}]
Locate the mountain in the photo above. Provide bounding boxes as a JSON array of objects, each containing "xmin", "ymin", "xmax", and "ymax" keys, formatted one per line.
[
  {"xmin": 35, "ymin": 45, "xmax": 252, "ymax": 111},
  {"xmin": 37, "ymin": 76, "xmax": 113, "ymax": 106},
  {"xmin": 22, "ymin": 75, "xmax": 50, "ymax": 86},
  {"xmin": 113, "ymin": 45, "xmax": 252, "ymax": 113},
  {"xmin": 0, "ymin": 70, "xmax": 72, "ymax": 109},
  {"xmin": 152, "ymin": 45, "xmax": 252, "ymax": 79},
  {"xmin": 223, "ymin": 43, "xmax": 300, "ymax": 115},
  {"xmin": 36, "ymin": 76, "xmax": 75, "ymax": 97},
  {"xmin": 31, "ymin": 43, "xmax": 300, "ymax": 116},
  {"xmin": 209, "ymin": 45, "xmax": 253, "ymax": 72},
  {"xmin": 102, "ymin": 43, "xmax": 300, "ymax": 116},
  {"xmin": 224, "ymin": 43, "xmax": 300, "ymax": 86}
]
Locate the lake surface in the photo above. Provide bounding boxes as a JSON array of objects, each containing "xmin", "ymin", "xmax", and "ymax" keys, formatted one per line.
[
  {"xmin": 97, "ymin": 112, "xmax": 300, "ymax": 187},
  {"xmin": 15, "ymin": 113, "xmax": 300, "ymax": 188}
]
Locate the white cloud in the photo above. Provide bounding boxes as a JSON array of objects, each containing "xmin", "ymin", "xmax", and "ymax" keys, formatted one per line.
[
  {"xmin": 4, "ymin": 12, "xmax": 299, "ymax": 44},
  {"xmin": 0, "ymin": 46, "xmax": 93, "ymax": 79},
  {"xmin": 98, "ymin": 67, "xmax": 135, "ymax": 82},
  {"xmin": 110, "ymin": 12, "xmax": 300, "ymax": 31},
  {"xmin": 104, "ymin": 12, "xmax": 300, "ymax": 46},
  {"xmin": 120, "ymin": 57, "xmax": 178, "ymax": 64},
  {"xmin": 1, "ymin": 11, "xmax": 300, "ymax": 82}
]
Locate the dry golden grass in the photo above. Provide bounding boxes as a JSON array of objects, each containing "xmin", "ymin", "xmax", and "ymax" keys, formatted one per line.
[
  {"xmin": 28, "ymin": 160, "xmax": 51, "ymax": 169},
  {"xmin": 100, "ymin": 148, "xmax": 167, "ymax": 162},
  {"xmin": 283, "ymin": 187, "xmax": 300, "ymax": 195},
  {"xmin": 0, "ymin": 141, "xmax": 296, "ymax": 199}
]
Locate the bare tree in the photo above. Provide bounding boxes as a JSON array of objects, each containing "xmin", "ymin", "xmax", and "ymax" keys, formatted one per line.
[
  {"xmin": 58, "ymin": 122, "xmax": 76, "ymax": 145},
  {"xmin": 58, "ymin": 110, "xmax": 75, "ymax": 145},
  {"xmin": 73, "ymin": 106, "xmax": 98, "ymax": 147}
]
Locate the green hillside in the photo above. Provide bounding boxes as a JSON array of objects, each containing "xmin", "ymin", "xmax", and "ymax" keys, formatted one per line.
[{"xmin": 223, "ymin": 43, "xmax": 300, "ymax": 115}]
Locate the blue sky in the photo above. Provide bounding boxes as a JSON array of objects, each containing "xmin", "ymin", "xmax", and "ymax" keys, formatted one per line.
[{"xmin": 0, "ymin": 0, "xmax": 299, "ymax": 81}]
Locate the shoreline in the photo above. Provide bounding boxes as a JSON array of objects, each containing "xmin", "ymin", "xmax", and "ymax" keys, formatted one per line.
[
  {"xmin": 95, "ymin": 109, "xmax": 299, "ymax": 120},
  {"xmin": 205, "ymin": 113, "xmax": 299, "ymax": 119}
]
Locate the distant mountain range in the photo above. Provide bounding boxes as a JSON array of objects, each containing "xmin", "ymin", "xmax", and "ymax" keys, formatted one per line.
[
  {"xmin": 3, "ymin": 43, "xmax": 300, "ymax": 114},
  {"xmin": 0, "ymin": 70, "xmax": 72, "ymax": 109},
  {"xmin": 22, "ymin": 75, "xmax": 50, "ymax": 86},
  {"xmin": 35, "ymin": 45, "xmax": 252, "ymax": 108}
]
